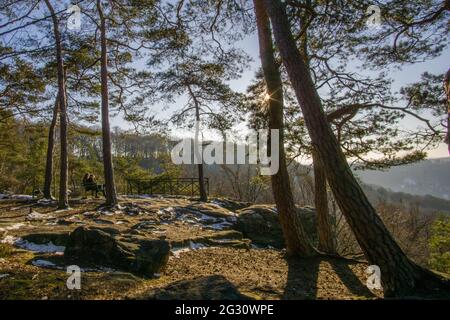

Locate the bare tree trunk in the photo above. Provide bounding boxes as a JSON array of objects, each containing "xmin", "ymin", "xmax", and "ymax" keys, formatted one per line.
[
  {"xmin": 197, "ymin": 163, "xmax": 207, "ymax": 201},
  {"xmin": 188, "ymin": 85, "xmax": 208, "ymax": 202},
  {"xmin": 254, "ymin": 0, "xmax": 316, "ymax": 256},
  {"xmin": 296, "ymin": 2, "xmax": 335, "ymax": 254},
  {"xmin": 445, "ymin": 69, "xmax": 450, "ymax": 153},
  {"xmin": 44, "ymin": 0, "xmax": 68, "ymax": 209},
  {"xmin": 312, "ymin": 148, "xmax": 335, "ymax": 254},
  {"xmin": 43, "ymin": 93, "xmax": 59, "ymax": 200},
  {"xmin": 262, "ymin": 0, "xmax": 449, "ymax": 296},
  {"xmin": 98, "ymin": 0, "xmax": 118, "ymax": 207}
]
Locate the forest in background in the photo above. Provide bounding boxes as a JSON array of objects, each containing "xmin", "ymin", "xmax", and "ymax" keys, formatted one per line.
[{"xmin": 1, "ymin": 118, "xmax": 449, "ymax": 274}]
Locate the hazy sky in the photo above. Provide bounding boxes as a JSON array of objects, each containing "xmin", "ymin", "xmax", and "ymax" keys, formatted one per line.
[{"xmin": 111, "ymin": 31, "xmax": 449, "ymax": 159}]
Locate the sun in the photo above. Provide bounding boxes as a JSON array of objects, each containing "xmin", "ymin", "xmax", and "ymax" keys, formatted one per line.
[{"xmin": 263, "ymin": 91, "xmax": 272, "ymax": 103}]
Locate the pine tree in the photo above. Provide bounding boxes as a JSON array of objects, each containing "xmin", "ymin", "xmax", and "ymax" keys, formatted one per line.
[{"xmin": 261, "ymin": 0, "xmax": 450, "ymax": 297}]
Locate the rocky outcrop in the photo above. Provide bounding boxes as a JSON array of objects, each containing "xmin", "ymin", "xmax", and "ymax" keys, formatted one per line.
[
  {"xmin": 235, "ymin": 205, "xmax": 317, "ymax": 248},
  {"xmin": 209, "ymin": 198, "xmax": 252, "ymax": 212},
  {"xmin": 170, "ymin": 230, "xmax": 251, "ymax": 249},
  {"xmin": 22, "ymin": 231, "xmax": 70, "ymax": 246},
  {"xmin": 185, "ymin": 202, "xmax": 236, "ymax": 220},
  {"xmin": 139, "ymin": 275, "xmax": 251, "ymax": 300},
  {"xmin": 64, "ymin": 226, "xmax": 169, "ymax": 276}
]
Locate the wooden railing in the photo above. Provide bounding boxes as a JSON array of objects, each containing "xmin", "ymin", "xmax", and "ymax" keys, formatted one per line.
[{"xmin": 126, "ymin": 178, "xmax": 209, "ymax": 196}]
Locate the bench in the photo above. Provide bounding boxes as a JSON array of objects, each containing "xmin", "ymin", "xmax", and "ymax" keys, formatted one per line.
[{"xmin": 82, "ymin": 181, "xmax": 106, "ymax": 198}]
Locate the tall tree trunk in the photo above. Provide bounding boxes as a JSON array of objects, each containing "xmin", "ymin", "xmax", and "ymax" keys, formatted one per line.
[
  {"xmin": 44, "ymin": 0, "xmax": 69, "ymax": 209},
  {"xmin": 43, "ymin": 93, "xmax": 59, "ymax": 200},
  {"xmin": 254, "ymin": 0, "xmax": 316, "ymax": 256},
  {"xmin": 197, "ymin": 163, "xmax": 207, "ymax": 201},
  {"xmin": 296, "ymin": 3, "xmax": 335, "ymax": 254},
  {"xmin": 98, "ymin": 0, "xmax": 118, "ymax": 207},
  {"xmin": 262, "ymin": 0, "xmax": 449, "ymax": 296},
  {"xmin": 445, "ymin": 69, "xmax": 450, "ymax": 154},
  {"xmin": 312, "ymin": 148, "xmax": 335, "ymax": 254},
  {"xmin": 188, "ymin": 85, "xmax": 208, "ymax": 202}
]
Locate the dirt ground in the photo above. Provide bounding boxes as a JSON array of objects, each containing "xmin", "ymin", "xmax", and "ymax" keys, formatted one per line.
[{"xmin": 0, "ymin": 197, "xmax": 384, "ymax": 300}]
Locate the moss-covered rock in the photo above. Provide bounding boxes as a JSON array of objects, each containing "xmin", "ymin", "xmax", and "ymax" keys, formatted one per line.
[
  {"xmin": 64, "ymin": 226, "xmax": 169, "ymax": 277},
  {"xmin": 184, "ymin": 202, "xmax": 236, "ymax": 219},
  {"xmin": 209, "ymin": 198, "xmax": 252, "ymax": 212},
  {"xmin": 235, "ymin": 205, "xmax": 317, "ymax": 248}
]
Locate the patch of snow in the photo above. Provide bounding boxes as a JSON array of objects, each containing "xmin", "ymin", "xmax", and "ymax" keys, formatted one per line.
[
  {"xmin": 1, "ymin": 235, "xmax": 17, "ymax": 245},
  {"xmin": 32, "ymin": 259, "xmax": 57, "ymax": 268},
  {"xmin": 210, "ymin": 200, "xmax": 226, "ymax": 207},
  {"xmin": 26, "ymin": 211, "xmax": 54, "ymax": 221},
  {"xmin": 210, "ymin": 238, "xmax": 236, "ymax": 243},
  {"xmin": 15, "ymin": 195, "xmax": 34, "ymax": 200},
  {"xmin": 205, "ymin": 221, "xmax": 234, "ymax": 230},
  {"xmin": 171, "ymin": 241, "xmax": 208, "ymax": 258},
  {"xmin": 37, "ymin": 199, "xmax": 56, "ymax": 205},
  {"xmin": 126, "ymin": 194, "xmax": 155, "ymax": 199},
  {"xmin": 99, "ymin": 209, "xmax": 120, "ymax": 216},
  {"xmin": 68, "ymin": 215, "xmax": 82, "ymax": 221},
  {"xmin": 0, "ymin": 194, "xmax": 33, "ymax": 200},
  {"xmin": 98, "ymin": 205, "xmax": 125, "ymax": 215},
  {"xmin": 0, "ymin": 222, "xmax": 26, "ymax": 232},
  {"xmin": 1, "ymin": 236, "xmax": 65, "ymax": 254}
]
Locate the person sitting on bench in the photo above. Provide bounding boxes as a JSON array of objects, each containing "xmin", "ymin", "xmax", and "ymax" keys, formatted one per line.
[{"xmin": 82, "ymin": 173, "xmax": 105, "ymax": 198}]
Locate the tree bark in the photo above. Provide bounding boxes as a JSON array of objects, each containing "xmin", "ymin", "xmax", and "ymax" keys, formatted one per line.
[
  {"xmin": 188, "ymin": 85, "xmax": 208, "ymax": 202},
  {"xmin": 98, "ymin": 0, "xmax": 118, "ymax": 207},
  {"xmin": 296, "ymin": 5, "xmax": 335, "ymax": 254},
  {"xmin": 254, "ymin": 0, "xmax": 316, "ymax": 256},
  {"xmin": 43, "ymin": 93, "xmax": 59, "ymax": 200},
  {"xmin": 44, "ymin": 0, "xmax": 69, "ymax": 209},
  {"xmin": 445, "ymin": 69, "xmax": 450, "ymax": 154},
  {"xmin": 262, "ymin": 0, "xmax": 449, "ymax": 296},
  {"xmin": 312, "ymin": 148, "xmax": 335, "ymax": 254}
]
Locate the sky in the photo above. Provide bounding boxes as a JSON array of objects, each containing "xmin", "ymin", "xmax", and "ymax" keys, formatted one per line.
[{"xmin": 110, "ymin": 29, "xmax": 449, "ymax": 159}]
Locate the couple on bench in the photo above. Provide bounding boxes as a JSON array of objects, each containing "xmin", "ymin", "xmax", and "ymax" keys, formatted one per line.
[{"xmin": 82, "ymin": 173, "xmax": 106, "ymax": 198}]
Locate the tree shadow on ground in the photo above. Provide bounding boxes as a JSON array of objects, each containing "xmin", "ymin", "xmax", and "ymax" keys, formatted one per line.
[
  {"xmin": 138, "ymin": 275, "xmax": 252, "ymax": 300},
  {"xmin": 328, "ymin": 257, "xmax": 376, "ymax": 298},
  {"xmin": 283, "ymin": 256, "xmax": 376, "ymax": 299},
  {"xmin": 283, "ymin": 256, "xmax": 320, "ymax": 299}
]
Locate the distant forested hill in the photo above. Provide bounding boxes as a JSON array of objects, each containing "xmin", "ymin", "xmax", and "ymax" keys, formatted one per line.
[
  {"xmin": 362, "ymin": 184, "xmax": 450, "ymax": 214},
  {"xmin": 355, "ymin": 158, "xmax": 450, "ymax": 200}
]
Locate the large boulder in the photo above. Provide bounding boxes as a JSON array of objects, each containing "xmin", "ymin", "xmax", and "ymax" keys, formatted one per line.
[
  {"xmin": 139, "ymin": 275, "xmax": 251, "ymax": 300},
  {"xmin": 64, "ymin": 226, "xmax": 169, "ymax": 276},
  {"xmin": 184, "ymin": 202, "xmax": 236, "ymax": 219},
  {"xmin": 235, "ymin": 205, "xmax": 317, "ymax": 248},
  {"xmin": 210, "ymin": 198, "xmax": 252, "ymax": 212}
]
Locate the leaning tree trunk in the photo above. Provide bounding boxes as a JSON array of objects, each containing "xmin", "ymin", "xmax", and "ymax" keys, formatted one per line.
[
  {"xmin": 262, "ymin": 0, "xmax": 449, "ymax": 297},
  {"xmin": 254, "ymin": 0, "xmax": 316, "ymax": 256},
  {"xmin": 312, "ymin": 148, "xmax": 335, "ymax": 254},
  {"xmin": 98, "ymin": 0, "xmax": 118, "ymax": 207},
  {"xmin": 44, "ymin": 0, "xmax": 69, "ymax": 209},
  {"xmin": 43, "ymin": 93, "xmax": 59, "ymax": 200},
  {"xmin": 296, "ymin": 6, "xmax": 335, "ymax": 255}
]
